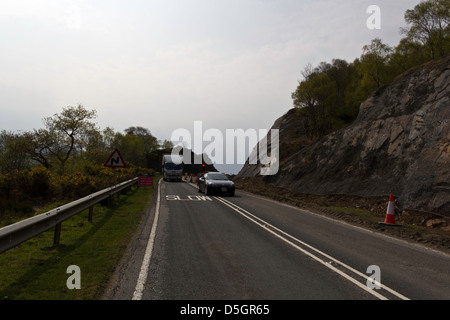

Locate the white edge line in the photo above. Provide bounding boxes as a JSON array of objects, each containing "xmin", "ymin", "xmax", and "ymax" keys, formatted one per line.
[
  {"xmin": 241, "ymin": 190, "xmax": 450, "ymax": 259},
  {"xmin": 186, "ymin": 182, "xmax": 410, "ymax": 300},
  {"xmin": 218, "ymin": 196, "xmax": 410, "ymax": 300},
  {"xmin": 132, "ymin": 178, "xmax": 162, "ymax": 300},
  {"xmin": 214, "ymin": 197, "xmax": 389, "ymax": 301}
]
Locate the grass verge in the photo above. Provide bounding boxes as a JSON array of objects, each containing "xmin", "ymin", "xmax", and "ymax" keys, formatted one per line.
[{"xmin": 0, "ymin": 180, "xmax": 157, "ymax": 300}]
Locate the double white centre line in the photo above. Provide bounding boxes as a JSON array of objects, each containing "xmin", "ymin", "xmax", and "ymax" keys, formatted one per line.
[
  {"xmin": 215, "ymin": 196, "xmax": 409, "ymax": 301},
  {"xmin": 133, "ymin": 180, "xmax": 409, "ymax": 300}
]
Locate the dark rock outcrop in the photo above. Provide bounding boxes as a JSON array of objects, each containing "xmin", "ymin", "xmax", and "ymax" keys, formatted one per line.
[{"xmin": 237, "ymin": 55, "xmax": 450, "ymax": 215}]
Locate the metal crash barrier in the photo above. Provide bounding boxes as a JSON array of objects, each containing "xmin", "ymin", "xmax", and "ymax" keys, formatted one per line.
[{"xmin": 0, "ymin": 177, "xmax": 138, "ymax": 254}]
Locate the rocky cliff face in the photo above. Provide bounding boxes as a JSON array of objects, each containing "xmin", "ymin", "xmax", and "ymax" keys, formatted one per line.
[{"xmin": 237, "ymin": 55, "xmax": 450, "ymax": 215}]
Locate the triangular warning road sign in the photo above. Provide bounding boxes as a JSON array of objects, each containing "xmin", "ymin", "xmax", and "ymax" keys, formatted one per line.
[{"xmin": 104, "ymin": 149, "xmax": 126, "ymax": 168}]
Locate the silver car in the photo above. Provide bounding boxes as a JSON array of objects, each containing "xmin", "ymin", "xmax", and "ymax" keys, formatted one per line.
[{"xmin": 197, "ymin": 172, "xmax": 235, "ymax": 196}]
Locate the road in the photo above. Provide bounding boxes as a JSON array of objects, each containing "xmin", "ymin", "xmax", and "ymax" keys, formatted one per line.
[{"xmin": 103, "ymin": 179, "xmax": 450, "ymax": 301}]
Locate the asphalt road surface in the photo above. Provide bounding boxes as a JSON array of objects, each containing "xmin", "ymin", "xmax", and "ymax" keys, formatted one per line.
[{"xmin": 103, "ymin": 179, "xmax": 450, "ymax": 301}]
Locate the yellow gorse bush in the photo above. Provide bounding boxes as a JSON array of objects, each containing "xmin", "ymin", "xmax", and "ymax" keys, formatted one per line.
[{"xmin": 1, "ymin": 163, "xmax": 154, "ymax": 209}]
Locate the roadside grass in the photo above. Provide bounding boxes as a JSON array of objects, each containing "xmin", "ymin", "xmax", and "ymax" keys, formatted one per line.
[{"xmin": 0, "ymin": 181, "xmax": 157, "ymax": 300}]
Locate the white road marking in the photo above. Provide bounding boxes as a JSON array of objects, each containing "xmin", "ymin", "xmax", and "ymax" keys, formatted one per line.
[
  {"xmin": 132, "ymin": 178, "xmax": 162, "ymax": 300},
  {"xmin": 140, "ymin": 181, "xmax": 409, "ymax": 300},
  {"xmin": 215, "ymin": 196, "xmax": 409, "ymax": 300}
]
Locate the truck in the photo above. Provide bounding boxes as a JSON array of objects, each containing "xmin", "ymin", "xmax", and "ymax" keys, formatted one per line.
[{"xmin": 162, "ymin": 154, "xmax": 184, "ymax": 182}]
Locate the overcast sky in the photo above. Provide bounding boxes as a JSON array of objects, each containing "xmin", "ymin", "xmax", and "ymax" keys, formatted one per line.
[{"xmin": 0, "ymin": 0, "xmax": 420, "ymax": 172}]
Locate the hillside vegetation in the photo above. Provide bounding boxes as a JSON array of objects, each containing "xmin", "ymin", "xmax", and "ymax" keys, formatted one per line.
[
  {"xmin": 0, "ymin": 105, "xmax": 171, "ymax": 225},
  {"xmin": 236, "ymin": 0, "xmax": 450, "ymax": 216},
  {"xmin": 291, "ymin": 0, "xmax": 449, "ymax": 141}
]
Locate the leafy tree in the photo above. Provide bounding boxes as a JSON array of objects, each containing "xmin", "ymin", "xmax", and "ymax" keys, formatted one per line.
[
  {"xmin": 160, "ymin": 139, "xmax": 174, "ymax": 151},
  {"xmin": 389, "ymin": 38, "xmax": 429, "ymax": 74},
  {"xmin": 0, "ymin": 131, "xmax": 35, "ymax": 172},
  {"xmin": 125, "ymin": 126, "xmax": 159, "ymax": 155},
  {"xmin": 83, "ymin": 128, "xmax": 110, "ymax": 164},
  {"xmin": 124, "ymin": 126, "xmax": 159, "ymax": 167},
  {"xmin": 402, "ymin": 0, "xmax": 450, "ymax": 59},
  {"xmin": 112, "ymin": 132, "xmax": 146, "ymax": 167},
  {"xmin": 102, "ymin": 127, "xmax": 117, "ymax": 151},
  {"xmin": 358, "ymin": 38, "xmax": 394, "ymax": 94},
  {"xmin": 32, "ymin": 128, "xmax": 56, "ymax": 169},
  {"xmin": 326, "ymin": 59, "xmax": 361, "ymax": 123},
  {"xmin": 292, "ymin": 59, "xmax": 361, "ymax": 140},
  {"xmin": 36, "ymin": 105, "xmax": 97, "ymax": 172},
  {"xmin": 291, "ymin": 0, "xmax": 448, "ymax": 150}
]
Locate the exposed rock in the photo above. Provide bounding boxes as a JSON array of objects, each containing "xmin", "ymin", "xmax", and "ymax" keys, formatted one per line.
[
  {"xmin": 425, "ymin": 218, "xmax": 450, "ymax": 230},
  {"xmin": 237, "ymin": 55, "xmax": 450, "ymax": 215},
  {"xmin": 238, "ymin": 108, "xmax": 309, "ymax": 178}
]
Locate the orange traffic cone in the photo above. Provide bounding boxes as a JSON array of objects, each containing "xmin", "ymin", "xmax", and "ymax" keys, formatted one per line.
[{"xmin": 379, "ymin": 193, "xmax": 401, "ymax": 226}]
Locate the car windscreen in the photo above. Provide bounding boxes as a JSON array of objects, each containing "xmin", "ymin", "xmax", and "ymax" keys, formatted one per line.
[
  {"xmin": 165, "ymin": 163, "xmax": 182, "ymax": 170},
  {"xmin": 206, "ymin": 174, "xmax": 229, "ymax": 181}
]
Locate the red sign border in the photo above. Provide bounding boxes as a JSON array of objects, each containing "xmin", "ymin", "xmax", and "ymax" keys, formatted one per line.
[{"xmin": 104, "ymin": 149, "xmax": 126, "ymax": 168}]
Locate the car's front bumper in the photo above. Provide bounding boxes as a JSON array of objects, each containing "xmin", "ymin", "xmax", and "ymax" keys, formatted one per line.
[{"xmin": 207, "ymin": 185, "xmax": 235, "ymax": 195}]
